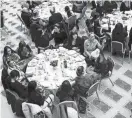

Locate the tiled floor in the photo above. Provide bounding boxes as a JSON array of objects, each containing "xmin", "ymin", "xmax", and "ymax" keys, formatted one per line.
[{"xmin": 0, "ymin": 1, "xmax": 132, "ymax": 118}]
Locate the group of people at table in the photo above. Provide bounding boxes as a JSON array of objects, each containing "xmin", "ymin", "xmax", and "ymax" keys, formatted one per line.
[{"xmin": 1, "ymin": 1, "xmax": 132, "ymax": 118}]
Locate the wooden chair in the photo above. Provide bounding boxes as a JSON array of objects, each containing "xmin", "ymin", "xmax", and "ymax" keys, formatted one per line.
[
  {"xmin": 99, "ymin": 56, "xmax": 115, "ymax": 90},
  {"xmin": 111, "ymin": 41, "xmax": 126, "ymax": 64},
  {"xmin": 129, "ymin": 44, "xmax": 132, "ymax": 63}
]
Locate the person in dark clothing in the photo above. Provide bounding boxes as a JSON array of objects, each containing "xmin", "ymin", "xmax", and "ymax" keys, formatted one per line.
[
  {"xmin": 56, "ymin": 80, "xmax": 74, "ymax": 102},
  {"xmin": 94, "ymin": 51, "xmax": 109, "ymax": 78},
  {"xmin": 52, "ymin": 23, "xmax": 67, "ymax": 46},
  {"xmin": 27, "ymin": 81, "xmax": 45, "ymax": 106},
  {"xmin": 112, "ymin": 23, "xmax": 128, "ymax": 48},
  {"xmin": 69, "ymin": 32, "xmax": 85, "ymax": 54},
  {"xmin": 1, "ymin": 11, "xmax": 4, "ymax": 28},
  {"xmin": 1, "ymin": 68, "xmax": 9, "ymax": 90},
  {"xmin": 129, "ymin": 27, "xmax": 132, "ymax": 50},
  {"xmin": 17, "ymin": 41, "xmax": 33, "ymax": 60},
  {"xmin": 85, "ymin": 19, "xmax": 94, "ymax": 32},
  {"xmin": 120, "ymin": 2, "xmax": 130, "ymax": 13},
  {"xmin": 48, "ymin": 7, "xmax": 63, "ymax": 27},
  {"xmin": 65, "ymin": 6, "xmax": 73, "ymax": 18},
  {"xmin": 21, "ymin": 8, "xmax": 32, "ymax": 28},
  {"xmin": 96, "ymin": 3, "xmax": 103, "ymax": 17},
  {"xmin": 103, "ymin": 1, "xmax": 113, "ymax": 14},
  {"xmin": 6, "ymin": 70, "xmax": 28, "ymax": 99},
  {"xmin": 91, "ymin": 1, "xmax": 96, "ymax": 10}
]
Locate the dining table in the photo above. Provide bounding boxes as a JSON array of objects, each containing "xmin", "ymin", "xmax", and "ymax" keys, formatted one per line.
[{"xmin": 26, "ymin": 47, "xmax": 86, "ymax": 90}]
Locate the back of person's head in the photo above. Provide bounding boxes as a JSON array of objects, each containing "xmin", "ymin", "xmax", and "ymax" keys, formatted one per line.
[
  {"xmin": 10, "ymin": 70, "xmax": 20, "ymax": 78},
  {"xmin": 28, "ymin": 81, "xmax": 37, "ymax": 94},
  {"xmin": 114, "ymin": 23, "xmax": 123, "ymax": 34},
  {"xmin": 65, "ymin": 6, "xmax": 70, "ymax": 12},
  {"xmin": 76, "ymin": 66, "xmax": 84, "ymax": 76},
  {"xmin": 61, "ymin": 80, "xmax": 72, "ymax": 93},
  {"xmin": 19, "ymin": 41, "xmax": 26, "ymax": 49},
  {"xmin": 50, "ymin": 7, "xmax": 55, "ymax": 14}
]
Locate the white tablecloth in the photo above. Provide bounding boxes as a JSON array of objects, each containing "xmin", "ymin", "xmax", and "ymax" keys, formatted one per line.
[
  {"xmin": 35, "ymin": 0, "xmax": 73, "ymax": 20},
  {"xmin": 101, "ymin": 10, "xmax": 132, "ymax": 34},
  {"xmin": 26, "ymin": 47, "xmax": 86, "ymax": 89}
]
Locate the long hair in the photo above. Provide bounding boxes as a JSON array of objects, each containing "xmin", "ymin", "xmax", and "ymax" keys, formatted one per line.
[
  {"xmin": 3, "ymin": 46, "xmax": 15, "ymax": 57},
  {"xmin": 65, "ymin": 6, "xmax": 72, "ymax": 18},
  {"xmin": 114, "ymin": 23, "xmax": 124, "ymax": 35},
  {"xmin": 18, "ymin": 41, "xmax": 26, "ymax": 50},
  {"xmin": 61, "ymin": 80, "xmax": 72, "ymax": 93},
  {"xmin": 28, "ymin": 81, "xmax": 37, "ymax": 95}
]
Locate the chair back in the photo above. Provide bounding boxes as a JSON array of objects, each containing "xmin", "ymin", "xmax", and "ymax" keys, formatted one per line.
[
  {"xmin": 16, "ymin": 13, "xmax": 25, "ymax": 25},
  {"xmin": 111, "ymin": 41, "xmax": 124, "ymax": 53},
  {"xmin": 67, "ymin": 15, "xmax": 76, "ymax": 30},
  {"xmin": 86, "ymin": 81, "xmax": 99, "ymax": 96},
  {"xmin": 57, "ymin": 101, "xmax": 79, "ymax": 118},
  {"xmin": 107, "ymin": 56, "xmax": 115, "ymax": 74},
  {"xmin": 6, "ymin": 89, "xmax": 19, "ymax": 113}
]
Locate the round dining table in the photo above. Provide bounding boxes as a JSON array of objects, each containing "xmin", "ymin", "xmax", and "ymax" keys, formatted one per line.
[{"xmin": 26, "ymin": 47, "xmax": 86, "ymax": 89}]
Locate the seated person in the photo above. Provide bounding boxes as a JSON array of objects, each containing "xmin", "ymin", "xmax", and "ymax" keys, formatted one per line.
[
  {"xmin": 112, "ymin": 23, "xmax": 128, "ymax": 49},
  {"xmin": 56, "ymin": 80, "xmax": 74, "ymax": 102},
  {"xmin": 91, "ymin": 1, "xmax": 96, "ymax": 10},
  {"xmin": 72, "ymin": 66, "xmax": 97, "ymax": 97},
  {"xmin": 3, "ymin": 46, "xmax": 20, "ymax": 69},
  {"xmin": 85, "ymin": 18, "xmax": 94, "ymax": 33},
  {"xmin": 5, "ymin": 70, "xmax": 28, "ymax": 99},
  {"xmin": 17, "ymin": 41, "xmax": 33, "ymax": 60},
  {"xmin": 24, "ymin": 81, "xmax": 54, "ymax": 118},
  {"xmin": 48, "ymin": 7, "xmax": 63, "ymax": 27},
  {"xmin": 93, "ymin": 51, "xmax": 109, "ymax": 78},
  {"xmin": 96, "ymin": 2, "xmax": 103, "ymax": 17},
  {"xmin": 84, "ymin": 33, "xmax": 102, "ymax": 66},
  {"xmin": 129, "ymin": 27, "xmax": 132, "ymax": 50},
  {"xmin": 69, "ymin": 32, "xmax": 84, "ymax": 54},
  {"xmin": 65, "ymin": 6, "xmax": 73, "ymax": 18},
  {"xmin": 52, "ymin": 23, "xmax": 67, "ymax": 46},
  {"xmin": 103, "ymin": 1, "xmax": 113, "ymax": 14},
  {"xmin": 21, "ymin": 7, "xmax": 32, "ymax": 28},
  {"xmin": 120, "ymin": 1, "xmax": 130, "ymax": 13}
]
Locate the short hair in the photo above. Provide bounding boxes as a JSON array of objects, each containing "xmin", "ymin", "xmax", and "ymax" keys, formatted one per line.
[
  {"xmin": 10, "ymin": 70, "xmax": 20, "ymax": 78},
  {"xmin": 28, "ymin": 81, "xmax": 37, "ymax": 94},
  {"xmin": 76, "ymin": 66, "xmax": 84, "ymax": 76}
]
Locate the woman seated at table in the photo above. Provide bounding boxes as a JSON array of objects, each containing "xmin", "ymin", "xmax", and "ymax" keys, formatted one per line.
[
  {"xmin": 3, "ymin": 46, "xmax": 20, "ymax": 70},
  {"xmin": 128, "ymin": 28, "xmax": 132, "ymax": 50},
  {"xmin": 27, "ymin": 81, "xmax": 54, "ymax": 118},
  {"xmin": 85, "ymin": 18, "xmax": 94, "ymax": 33},
  {"xmin": 112, "ymin": 23, "xmax": 128, "ymax": 49},
  {"xmin": 5, "ymin": 70, "xmax": 28, "ymax": 99},
  {"xmin": 65, "ymin": 6, "xmax": 73, "ymax": 18},
  {"xmin": 69, "ymin": 32, "xmax": 84, "ymax": 54},
  {"xmin": 56, "ymin": 80, "xmax": 74, "ymax": 102},
  {"xmin": 120, "ymin": 1, "xmax": 130, "ymax": 13},
  {"xmin": 52, "ymin": 23, "xmax": 67, "ymax": 46},
  {"xmin": 84, "ymin": 33, "xmax": 102, "ymax": 66},
  {"xmin": 17, "ymin": 41, "xmax": 33, "ymax": 60}
]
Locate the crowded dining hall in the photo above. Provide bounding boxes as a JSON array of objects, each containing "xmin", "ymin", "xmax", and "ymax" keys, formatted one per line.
[{"xmin": 0, "ymin": 0, "xmax": 132, "ymax": 118}]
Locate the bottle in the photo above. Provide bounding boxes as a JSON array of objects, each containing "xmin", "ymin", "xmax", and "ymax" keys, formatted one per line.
[{"xmin": 64, "ymin": 60, "xmax": 67, "ymax": 68}]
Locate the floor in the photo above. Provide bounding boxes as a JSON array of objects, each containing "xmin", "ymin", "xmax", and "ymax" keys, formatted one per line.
[{"xmin": 0, "ymin": 1, "xmax": 132, "ymax": 118}]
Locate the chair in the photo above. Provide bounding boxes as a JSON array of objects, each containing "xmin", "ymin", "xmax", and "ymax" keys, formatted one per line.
[
  {"xmin": 5, "ymin": 89, "xmax": 19, "ymax": 113},
  {"xmin": 79, "ymin": 81, "xmax": 100, "ymax": 103},
  {"xmin": 129, "ymin": 44, "xmax": 132, "ymax": 63},
  {"xmin": 67, "ymin": 15, "xmax": 76, "ymax": 31},
  {"xmin": 57, "ymin": 101, "xmax": 81, "ymax": 118},
  {"xmin": 16, "ymin": 13, "xmax": 29, "ymax": 34},
  {"xmin": 111, "ymin": 41, "xmax": 126, "ymax": 64},
  {"xmin": 99, "ymin": 56, "xmax": 114, "ymax": 90}
]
